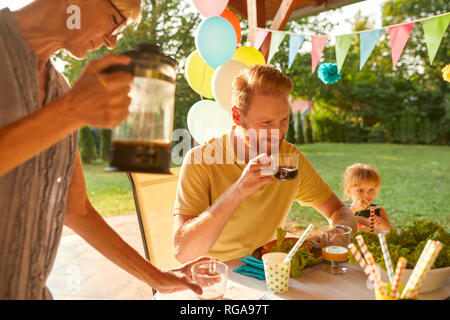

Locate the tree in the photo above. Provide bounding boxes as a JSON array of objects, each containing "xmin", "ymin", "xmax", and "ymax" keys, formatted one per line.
[
  {"xmin": 270, "ymin": 1, "xmax": 449, "ymax": 145},
  {"xmin": 286, "ymin": 113, "xmax": 296, "ymax": 144},
  {"xmin": 296, "ymin": 112, "xmax": 305, "ymax": 144},
  {"xmin": 100, "ymin": 129, "xmax": 112, "ymax": 162},
  {"xmin": 304, "ymin": 113, "xmax": 314, "ymax": 144},
  {"xmin": 78, "ymin": 127, "xmax": 98, "ymax": 163}
]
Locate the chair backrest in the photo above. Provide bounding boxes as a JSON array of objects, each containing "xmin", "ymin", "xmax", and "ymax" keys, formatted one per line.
[{"xmin": 128, "ymin": 167, "xmax": 182, "ymax": 270}]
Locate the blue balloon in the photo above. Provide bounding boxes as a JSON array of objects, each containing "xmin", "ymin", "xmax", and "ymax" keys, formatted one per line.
[{"xmin": 195, "ymin": 16, "xmax": 237, "ymax": 69}]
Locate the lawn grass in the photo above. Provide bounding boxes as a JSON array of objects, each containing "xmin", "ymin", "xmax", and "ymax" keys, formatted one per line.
[
  {"xmin": 83, "ymin": 143, "xmax": 450, "ymax": 229},
  {"xmin": 82, "ymin": 161, "xmax": 135, "ymax": 217}
]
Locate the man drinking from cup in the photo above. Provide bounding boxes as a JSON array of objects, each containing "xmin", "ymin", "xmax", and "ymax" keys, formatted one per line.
[{"xmin": 173, "ymin": 65, "xmax": 356, "ymax": 263}]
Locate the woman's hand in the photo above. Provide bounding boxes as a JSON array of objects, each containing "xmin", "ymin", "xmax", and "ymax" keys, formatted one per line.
[
  {"xmin": 151, "ymin": 256, "xmax": 217, "ymax": 294},
  {"xmin": 62, "ymin": 53, "xmax": 133, "ymax": 128}
]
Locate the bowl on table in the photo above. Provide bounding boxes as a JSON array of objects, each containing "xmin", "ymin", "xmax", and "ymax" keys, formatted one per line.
[{"xmin": 378, "ymin": 264, "xmax": 450, "ymax": 293}]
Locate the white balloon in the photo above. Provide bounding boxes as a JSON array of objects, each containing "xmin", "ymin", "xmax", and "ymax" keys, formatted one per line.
[
  {"xmin": 187, "ymin": 100, "xmax": 235, "ymax": 145},
  {"xmin": 212, "ymin": 60, "xmax": 247, "ymax": 112}
]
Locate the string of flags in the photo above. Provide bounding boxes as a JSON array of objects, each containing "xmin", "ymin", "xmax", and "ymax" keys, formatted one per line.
[{"xmin": 252, "ymin": 12, "xmax": 450, "ymax": 74}]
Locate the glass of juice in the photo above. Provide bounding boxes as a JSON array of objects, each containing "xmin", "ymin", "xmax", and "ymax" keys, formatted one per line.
[{"xmin": 318, "ymin": 224, "xmax": 352, "ymax": 274}]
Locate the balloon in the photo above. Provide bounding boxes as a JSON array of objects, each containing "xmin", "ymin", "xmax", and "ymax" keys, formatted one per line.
[
  {"xmin": 185, "ymin": 50, "xmax": 215, "ymax": 99},
  {"xmin": 232, "ymin": 46, "xmax": 266, "ymax": 66},
  {"xmin": 195, "ymin": 16, "xmax": 237, "ymax": 69},
  {"xmin": 212, "ymin": 60, "xmax": 247, "ymax": 112},
  {"xmin": 187, "ymin": 100, "xmax": 235, "ymax": 145},
  {"xmin": 221, "ymin": 9, "xmax": 241, "ymax": 45},
  {"xmin": 192, "ymin": 0, "xmax": 229, "ymax": 17}
]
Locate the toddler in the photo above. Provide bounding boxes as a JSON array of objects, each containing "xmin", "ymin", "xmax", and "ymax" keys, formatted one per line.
[{"xmin": 343, "ymin": 163, "xmax": 392, "ymax": 232}]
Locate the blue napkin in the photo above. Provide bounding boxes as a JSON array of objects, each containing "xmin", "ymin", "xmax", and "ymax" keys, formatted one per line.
[{"xmin": 233, "ymin": 254, "xmax": 265, "ymax": 280}]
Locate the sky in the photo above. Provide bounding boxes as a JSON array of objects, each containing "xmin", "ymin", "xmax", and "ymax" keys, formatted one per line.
[{"xmin": 1, "ymin": 0, "xmax": 385, "ymax": 71}]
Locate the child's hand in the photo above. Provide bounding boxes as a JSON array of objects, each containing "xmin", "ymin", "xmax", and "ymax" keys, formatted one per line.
[
  {"xmin": 350, "ymin": 199, "xmax": 370, "ymax": 213},
  {"xmin": 373, "ymin": 215, "xmax": 393, "ymax": 231}
]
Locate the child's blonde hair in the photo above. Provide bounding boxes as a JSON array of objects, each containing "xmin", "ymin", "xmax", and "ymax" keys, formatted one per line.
[
  {"xmin": 231, "ymin": 64, "xmax": 293, "ymax": 115},
  {"xmin": 343, "ymin": 163, "xmax": 381, "ymax": 200}
]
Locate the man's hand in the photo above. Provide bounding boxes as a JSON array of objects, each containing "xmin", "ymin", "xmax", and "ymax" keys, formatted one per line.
[
  {"xmin": 62, "ymin": 53, "xmax": 133, "ymax": 128},
  {"xmin": 234, "ymin": 153, "xmax": 275, "ymax": 200}
]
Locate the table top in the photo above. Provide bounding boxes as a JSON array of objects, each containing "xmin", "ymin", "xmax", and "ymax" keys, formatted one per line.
[{"xmin": 155, "ymin": 258, "xmax": 450, "ymax": 300}]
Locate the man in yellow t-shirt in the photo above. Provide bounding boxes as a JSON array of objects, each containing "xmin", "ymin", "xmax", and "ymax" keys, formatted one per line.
[{"xmin": 173, "ymin": 65, "xmax": 356, "ymax": 263}]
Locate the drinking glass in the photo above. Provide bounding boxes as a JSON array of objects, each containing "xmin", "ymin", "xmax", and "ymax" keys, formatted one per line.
[
  {"xmin": 270, "ymin": 153, "xmax": 299, "ymax": 181},
  {"xmin": 318, "ymin": 224, "xmax": 352, "ymax": 274},
  {"xmin": 191, "ymin": 261, "xmax": 228, "ymax": 300}
]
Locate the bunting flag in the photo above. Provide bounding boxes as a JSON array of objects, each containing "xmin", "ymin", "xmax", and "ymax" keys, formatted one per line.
[
  {"xmin": 359, "ymin": 29, "xmax": 383, "ymax": 70},
  {"xmin": 253, "ymin": 28, "xmax": 269, "ymax": 50},
  {"xmin": 288, "ymin": 34, "xmax": 306, "ymax": 69},
  {"xmin": 268, "ymin": 32, "xmax": 287, "ymax": 63},
  {"xmin": 311, "ymin": 35, "xmax": 328, "ymax": 74},
  {"xmin": 422, "ymin": 15, "xmax": 450, "ymax": 64},
  {"xmin": 249, "ymin": 12, "xmax": 448, "ymax": 74},
  {"xmin": 388, "ymin": 22, "xmax": 416, "ymax": 70},
  {"xmin": 336, "ymin": 34, "xmax": 356, "ymax": 73}
]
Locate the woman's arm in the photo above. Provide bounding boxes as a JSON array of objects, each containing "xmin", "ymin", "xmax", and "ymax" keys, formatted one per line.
[
  {"xmin": 64, "ymin": 151, "xmax": 205, "ymax": 294},
  {"xmin": 0, "ymin": 98, "xmax": 78, "ymax": 176},
  {"xmin": 0, "ymin": 53, "xmax": 132, "ymax": 176}
]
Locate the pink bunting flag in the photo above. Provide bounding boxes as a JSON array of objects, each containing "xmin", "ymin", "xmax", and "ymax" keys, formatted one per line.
[
  {"xmin": 388, "ymin": 22, "xmax": 416, "ymax": 70},
  {"xmin": 253, "ymin": 29, "xmax": 269, "ymax": 50},
  {"xmin": 311, "ymin": 35, "xmax": 328, "ymax": 74}
]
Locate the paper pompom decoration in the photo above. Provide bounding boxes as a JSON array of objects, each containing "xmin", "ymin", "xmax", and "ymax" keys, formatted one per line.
[
  {"xmin": 318, "ymin": 62, "xmax": 342, "ymax": 84},
  {"xmin": 442, "ymin": 64, "xmax": 450, "ymax": 83}
]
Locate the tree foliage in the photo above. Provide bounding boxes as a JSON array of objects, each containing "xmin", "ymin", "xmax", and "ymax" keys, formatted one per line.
[{"xmin": 272, "ymin": 0, "xmax": 449, "ymax": 145}]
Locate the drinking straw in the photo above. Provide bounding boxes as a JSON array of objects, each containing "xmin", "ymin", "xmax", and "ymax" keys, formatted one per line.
[
  {"xmin": 400, "ymin": 239, "xmax": 433, "ymax": 299},
  {"xmin": 356, "ymin": 235, "xmax": 386, "ymax": 296},
  {"xmin": 401, "ymin": 240, "xmax": 443, "ymax": 299},
  {"xmin": 283, "ymin": 224, "xmax": 314, "ymax": 262},
  {"xmin": 390, "ymin": 257, "xmax": 407, "ymax": 299},
  {"xmin": 378, "ymin": 233, "xmax": 395, "ymax": 285},
  {"xmin": 348, "ymin": 243, "xmax": 377, "ymax": 286},
  {"xmin": 369, "ymin": 207, "xmax": 375, "ymax": 233}
]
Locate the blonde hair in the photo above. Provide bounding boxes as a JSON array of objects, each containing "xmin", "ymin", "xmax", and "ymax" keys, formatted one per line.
[
  {"xmin": 231, "ymin": 64, "xmax": 293, "ymax": 115},
  {"xmin": 343, "ymin": 163, "xmax": 381, "ymax": 200}
]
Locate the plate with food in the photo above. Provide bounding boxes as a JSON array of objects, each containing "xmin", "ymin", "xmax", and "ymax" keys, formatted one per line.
[{"xmin": 251, "ymin": 228, "xmax": 324, "ymax": 278}]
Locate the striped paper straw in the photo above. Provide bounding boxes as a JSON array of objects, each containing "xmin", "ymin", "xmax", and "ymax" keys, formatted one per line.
[
  {"xmin": 356, "ymin": 235, "xmax": 386, "ymax": 296},
  {"xmin": 283, "ymin": 224, "xmax": 314, "ymax": 262},
  {"xmin": 401, "ymin": 240, "xmax": 433, "ymax": 299},
  {"xmin": 348, "ymin": 243, "xmax": 376, "ymax": 286},
  {"xmin": 369, "ymin": 207, "xmax": 375, "ymax": 233},
  {"xmin": 378, "ymin": 233, "xmax": 395, "ymax": 285},
  {"xmin": 401, "ymin": 240, "xmax": 443, "ymax": 299},
  {"xmin": 390, "ymin": 257, "xmax": 407, "ymax": 299}
]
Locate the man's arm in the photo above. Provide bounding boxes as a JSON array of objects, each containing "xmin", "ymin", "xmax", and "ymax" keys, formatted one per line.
[
  {"xmin": 173, "ymin": 182, "xmax": 246, "ymax": 264},
  {"xmin": 173, "ymin": 154, "xmax": 274, "ymax": 263},
  {"xmin": 64, "ymin": 151, "xmax": 205, "ymax": 294},
  {"xmin": 313, "ymin": 193, "xmax": 358, "ymax": 234}
]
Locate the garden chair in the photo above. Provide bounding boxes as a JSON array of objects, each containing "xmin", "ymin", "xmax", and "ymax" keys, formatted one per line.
[{"xmin": 127, "ymin": 167, "xmax": 183, "ymax": 282}]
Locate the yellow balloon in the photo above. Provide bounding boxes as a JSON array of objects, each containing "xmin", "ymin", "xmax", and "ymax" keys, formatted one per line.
[
  {"xmin": 185, "ymin": 50, "xmax": 215, "ymax": 99},
  {"xmin": 232, "ymin": 46, "xmax": 266, "ymax": 66}
]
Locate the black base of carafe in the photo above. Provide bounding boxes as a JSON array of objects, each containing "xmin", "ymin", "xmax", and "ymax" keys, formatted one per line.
[{"xmin": 105, "ymin": 141, "xmax": 172, "ymax": 174}]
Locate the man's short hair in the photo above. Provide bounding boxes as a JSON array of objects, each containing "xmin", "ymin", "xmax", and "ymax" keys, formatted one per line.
[{"xmin": 231, "ymin": 64, "xmax": 293, "ymax": 115}]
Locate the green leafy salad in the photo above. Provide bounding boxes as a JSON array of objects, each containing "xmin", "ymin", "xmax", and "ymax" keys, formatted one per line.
[
  {"xmin": 269, "ymin": 228, "xmax": 316, "ymax": 278},
  {"xmin": 349, "ymin": 220, "xmax": 450, "ymax": 270}
]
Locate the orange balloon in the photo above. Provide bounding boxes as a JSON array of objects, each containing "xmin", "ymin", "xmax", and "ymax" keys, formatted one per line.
[{"xmin": 221, "ymin": 9, "xmax": 241, "ymax": 45}]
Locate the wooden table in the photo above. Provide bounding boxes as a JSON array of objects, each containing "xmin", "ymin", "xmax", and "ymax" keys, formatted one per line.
[{"xmin": 155, "ymin": 258, "xmax": 450, "ymax": 300}]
